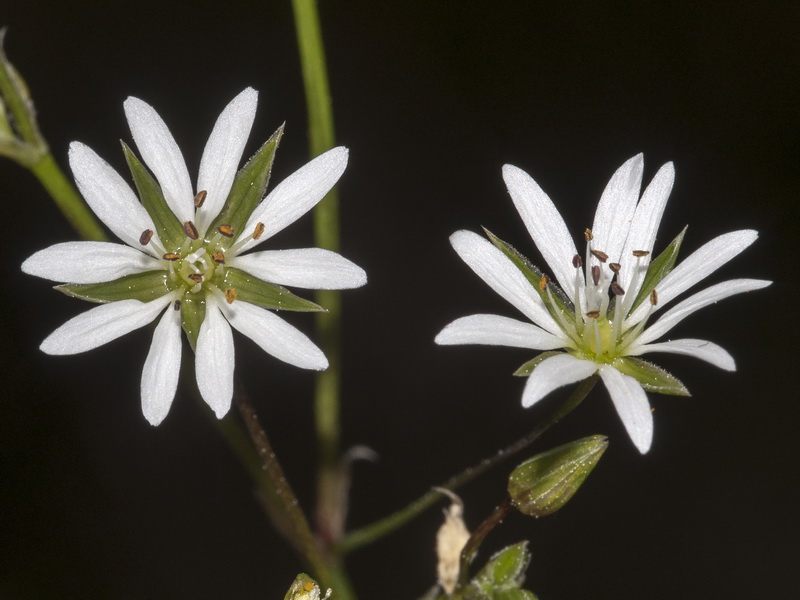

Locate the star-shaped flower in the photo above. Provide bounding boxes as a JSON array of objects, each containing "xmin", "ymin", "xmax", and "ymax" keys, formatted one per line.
[
  {"xmin": 435, "ymin": 155, "xmax": 770, "ymax": 453},
  {"xmin": 22, "ymin": 88, "xmax": 366, "ymax": 425}
]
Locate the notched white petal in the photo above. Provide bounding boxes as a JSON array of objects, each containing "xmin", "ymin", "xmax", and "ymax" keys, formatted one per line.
[
  {"xmin": 599, "ymin": 366, "xmax": 653, "ymax": 454},
  {"xmin": 239, "ymin": 147, "xmax": 349, "ymax": 252},
  {"xmin": 230, "ymin": 248, "xmax": 367, "ymax": 289},
  {"xmin": 195, "ymin": 299, "xmax": 235, "ymax": 419},
  {"xmin": 22, "ymin": 241, "xmax": 160, "ymax": 284},
  {"xmin": 521, "ymin": 353, "xmax": 598, "ymax": 408},
  {"xmin": 221, "ymin": 299, "xmax": 328, "ymax": 370},
  {"xmin": 591, "ymin": 153, "xmax": 643, "ymax": 263},
  {"xmin": 629, "ymin": 338, "xmax": 736, "ymax": 371},
  {"xmin": 141, "ymin": 306, "xmax": 182, "ymax": 425},
  {"xmin": 435, "ymin": 314, "xmax": 567, "ymax": 350},
  {"xmin": 123, "ymin": 96, "xmax": 194, "ymax": 224},
  {"xmin": 40, "ymin": 296, "xmax": 173, "ymax": 355}
]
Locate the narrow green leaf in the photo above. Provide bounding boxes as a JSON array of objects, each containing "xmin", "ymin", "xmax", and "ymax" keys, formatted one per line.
[
  {"xmin": 613, "ymin": 357, "xmax": 690, "ymax": 396},
  {"xmin": 122, "ymin": 142, "xmax": 185, "ymax": 250},
  {"xmin": 508, "ymin": 435, "xmax": 608, "ymax": 518},
  {"xmin": 180, "ymin": 290, "xmax": 206, "ymax": 351},
  {"xmin": 207, "ymin": 125, "xmax": 284, "ymax": 246},
  {"xmin": 630, "ymin": 226, "xmax": 687, "ymax": 312},
  {"xmin": 219, "ymin": 267, "xmax": 324, "ymax": 312},
  {"xmin": 57, "ymin": 270, "xmax": 172, "ymax": 303},
  {"xmin": 513, "ymin": 351, "xmax": 562, "ymax": 377}
]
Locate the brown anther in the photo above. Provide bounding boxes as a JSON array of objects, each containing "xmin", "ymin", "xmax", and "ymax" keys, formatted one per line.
[
  {"xmin": 572, "ymin": 254, "xmax": 583, "ymax": 268},
  {"xmin": 139, "ymin": 229, "xmax": 154, "ymax": 246},
  {"xmin": 173, "ymin": 299, "xmax": 182, "ymax": 311},
  {"xmin": 539, "ymin": 274, "xmax": 549, "ymax": 290},
  {"xmin": 194, "ymin": 190, "xmax": 207, "ymax": 208},
  {"xmin": 591, "ymin": 249, "xmax": 608, "ymax": 263},
  {"xmin": 586, "ymin": 310, "xmax": 600, "ymax": 319},
  {"xmin": 183, "ymin": 221, "xmax": 199, "ymax": 240},
  {"xmin": 591, "ymin": 265, "xmax": 601, "ymax": 286},
  {"xmin": 162, "ymin": 252, "xmax": 181, "ymax": 261},
  {"xmin": 609, "ymin": 262, "xmax": 621, "ymax": 273},
  {"xmin": 211, "ymin": 251, "xmax": 225, "ymax": 264},
  {"xmin": 224, "ymin": 288, "xmax": 237, "ymax": 304},
  {"xmin": 632, "ymin": 250, "xmax": 650, "ymax": 257},
  {"xmin": 650, "ymin": 289, "xmax": 659, "ymax": 306},
  {"xmin": 187, "ymin": 273, "xmax": 203, "ymax": 283},
  {"xmin": 610, "ymin": 282, "xmax": 626, "ymax": 296},
  {"xmin": 217, "ymin": 224, "xmax": 234, "ymax": 238},
  {"xmin": 252, "ymin": 222, "xmax": 266, "ymax": 240},
  {"xmin": 584, "ymin": 228, "xmax": 594, "ymax": 241}
]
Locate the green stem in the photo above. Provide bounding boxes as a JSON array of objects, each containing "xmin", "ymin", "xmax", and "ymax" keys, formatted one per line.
[
  {"xmin": 338, "ymin": 374, "xmax": 600, "ymax": 554},
  {"xmin": 455, "ymin": 497, "xmax": 514, "ymax": 595},
  {"xmin": 291, "ymin": 0, "xmax": 345, "ymax": 548},
  {"xmin": 30, "ymin": 153, "xmax": 107, "ymax": 241}
]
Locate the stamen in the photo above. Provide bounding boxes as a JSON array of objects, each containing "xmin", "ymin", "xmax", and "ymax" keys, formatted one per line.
[
  {"xmin": 586, "ymin": 310, "xmax": 600, "ymax": 319},
  {"xmin": 610, "ymin": 282, "xmax": 625, "ymax": 296},
  {"xmin": 173, "ymin": 299, "xmax": 181, "ymax": 311},
  {"xmin": 539, "ymin": 274, "xmax": 549, "ymax": 291},
  {"xmin": 212, "ymin": 251, "xmax": 225, "ymax": 264},
  {"xmin": 217, "ymin": 224, "xmax": 235, "ymax": 238},
  {"xmin": 632, "ymin": 250, "xmax": 649, "ymax": 257},
  {"xmin": 252, "ymin": 222, "xmax": 266, "ymax": 240},
  {"xmin": 584, "ymin": 228, "xmax": 594, "ymax": 241},
  {"xmin": 572, "ymin": 254, "xmax": 582, "ymax": 268},
  {"xmin": 225, "ymin": 288, "xmax": 237, "ymax": 304},
  {"xmin": 591, "ymin": 249, "xmax": 608, "ymax": 263},
  {"xmin": 650, "ymin": 289, "xmax": 658, "ymax": 306},
  {"xmin": 591, "ymin": 265, "xmax": 601, "ymax": 286},
  {"xmin": 187, "ymin": 273, "xmax": 203, "ymax": 284},
  {"xmin": 163, "ymin": 253, "xmax": 181, "ymax": 261},
  {"xmin": 194, "ymin": 190, "xmax": 207, "ymax": 208},
  {"xmin": 183, "ymin": 221, "xmax": 199, "ymax": 240},
  {"xmin": 139, "ymin": 229, "xmax": 153, "ymax": 246},
  {"xmin": 545, "ymin": 284, "xmax": 579, "ymax": 344},
  {"xmin": 609, "ymin": 262, "xmax": 621, "ymax": 274}
]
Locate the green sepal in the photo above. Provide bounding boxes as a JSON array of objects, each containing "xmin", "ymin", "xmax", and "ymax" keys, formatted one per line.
[
  {"xmin": 513, "ymin": 351, "xmax": 562, "ymax": 377},
  {"xmin": 56, "ymin": 270, "xmax": 173, "ymax": 304},
  {"xmin": 613, "ymin": 356, "xmax": 690, "ymax": 396},
  {"xmin": 508, "ymin": 435, "xmax": 608, "ymax": 518},
  {"xmin": 206, "ymin": 125, "xmax": 284, "ymax": 246},
  {"xmin": 463, "ymin": 542, "xmax": 538, "ymax": 600},
  {"xmin": 483, "ymin": 228, "xmax": 573, "ymax": 326},
  {"xmin": 218, "ymin": 267, "xmax": 324, "ymax": 312},
  {"xmin": 180, "ymin": 290, "xmax": 206, "ymax": 351},
  {"xmin": 283, "ymin": 573, "xmax": 326, "ymax": 600},
  {"xmin": 122, "ymin": 142, "xmax": 185, "ymax": 250},
  {"xmin": 630, "ymin": 226, "xmax": 687, "ymax": 312}
]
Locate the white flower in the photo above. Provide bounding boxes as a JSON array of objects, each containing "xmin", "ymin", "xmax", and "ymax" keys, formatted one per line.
[
  {"xmin": 22, "ymin": 88, "xmax": 366, "ymax": 425},
  {"xmin": 436, "ymin": 154, "xmax": 770, "ymax": 453}
]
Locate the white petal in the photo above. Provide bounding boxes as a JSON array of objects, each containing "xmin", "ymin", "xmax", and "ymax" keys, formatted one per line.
[
  {"xmin": 635, "ymin": 278, "xmax": 771, "ymax": 345},
  {"xmin": 238, "ymin": 147, "xmax": 348, "ymax": 252},
  {"xmin": 123, "ymin": 96, "xmax": 194, "ymax": 224},
  {"xmin": 68, "ymin": 142, "xmax": 158, "ymax": 254},
  {"xmin": 22, "ymin": 241, "xmax": 160, "ymax": 283},
  {"xmin": 521, "ymin": 353, "xmax": 598, "ymax": 408},
  {"xmin": 220, "ymin": 299, "xmax": 328, "ymax": 370},
  {"xmin": 590, "ymin": 154, "xmax": 643, "ymax": 264},
  {"xmin": 449, "ymin": 230, "xmax": 561, "ymax": 335},
  {"xmin": 435, "ymin": 314, "xmax": 567, "ymax": 350},
  {"xmin": 195, "ymin": 298, "xmax": 235, "ymax": 419},
  {"xmin": 502, "ymin": 164, "xmax": 581, "ymax": 302},
  {"xmin": 626, "ymin": 229, "xmax": 759, "ymax": 326},
  {"xmin": 230, "ymin": 248, "xmax": 367, "ymax": 289},
  {"xmin": 141, "ymin": 306, "xmax": 182, "ymax": 425},
  {"xmin": 599, "ymin": 365, "xmax": 653, "ymax": 454},
  {"xmin": 40, "ymin": 295, "xmax": 173, "ymax": 355},
  {"xmin": 628, "ymin": 338, "xmax": 736, "ymax": 371},
  {"xmin": 195, "ymin": 88, "xmax": 258, "ymax": 234},
  {"xmin": 618, "ymin": 162, "xmax": 674, "ymax": 300}
]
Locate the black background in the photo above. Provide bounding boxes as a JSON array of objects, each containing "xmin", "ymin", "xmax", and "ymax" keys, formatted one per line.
[{"xmin": 1, "ymin": 1, "xmax": 798, "ymax": 599}]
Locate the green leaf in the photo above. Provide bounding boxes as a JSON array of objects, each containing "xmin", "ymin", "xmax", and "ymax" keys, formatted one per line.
[
  {"xmin": 57, "ymin": 270, "xmax": 173, "ymax": 303},
  {"xmin": 613, "ymin": 357, "xmax": 690, "ymax": 396},
  {"xmin": 218, "ymin": 267, "xmax": 324, "ymax": 312},
  {"xmin": 630, "ymin": 226, "xmax": 687, "ymax": 312},
  {"xmin": 508, "ymin": 436, "xmax": 608, "ymax": 518},
  {"xmin": 513, "ymin": 351, "xmax": 562, "ymax": 377},
  {"xmin": 122, "ymin": 142, "xmax": 186, "ymax": 251},
  {"xmin": 180, "ymin": 290, "xmax": 206, "ymax": 351},
  {"xmin": 206, "ymin": 125, "xmax": 283, "ymax": 246},
  {"xmin": 463, "ymin": 542, "xmax": 539, "ymax": 600}
]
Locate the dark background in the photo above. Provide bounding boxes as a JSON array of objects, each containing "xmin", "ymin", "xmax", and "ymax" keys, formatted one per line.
[{"xmin": 1, "ymin": 1, "xmax": 798, "ymax": 598}]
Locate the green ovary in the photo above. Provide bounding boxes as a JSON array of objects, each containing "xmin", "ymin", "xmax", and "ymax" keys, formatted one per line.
[{"xmin": 579, "ymin": 317, "xmax": 619, "ymax": 363}]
